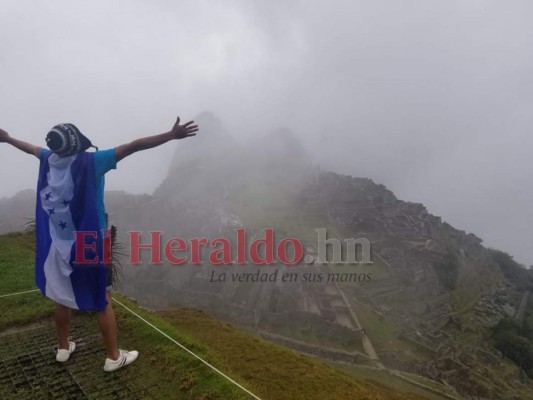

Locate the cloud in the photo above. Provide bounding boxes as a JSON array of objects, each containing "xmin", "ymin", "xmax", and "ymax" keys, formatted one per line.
[{"xmin": 0, "ymin": 0, "xmax": 532, "ymax": 264}]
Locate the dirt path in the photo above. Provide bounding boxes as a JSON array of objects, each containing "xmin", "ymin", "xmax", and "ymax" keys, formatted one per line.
[
  {"xmin": 514, "ymin": 291, "xmax": 530, "ymax": 321},
  {"xmin": 332, "ymin": 281, "xmax": 383, "ymax": 368}
]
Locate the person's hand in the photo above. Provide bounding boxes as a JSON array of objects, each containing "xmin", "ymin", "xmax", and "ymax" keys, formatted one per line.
[
  {"xmin": 170, "ymin": 117, "xmax": 199, "ymax": 139},
  {"xmin": 0, "ymin": 128, "xmax": 10, "ymax": 143}
]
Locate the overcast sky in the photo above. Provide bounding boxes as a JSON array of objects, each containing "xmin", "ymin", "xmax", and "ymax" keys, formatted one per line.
[{"xmin": 1, "ymin": 0, "xmax": 532, "ymax": 265}]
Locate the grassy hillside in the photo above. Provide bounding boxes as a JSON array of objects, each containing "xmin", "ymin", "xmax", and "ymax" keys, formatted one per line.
[
  {"xmin": 0, "ymin": 231, "xmax": 433, "ymax": 399},
  {"xmin": 0, "ymin": 232, "xmax": 54, "ymax": 329}
]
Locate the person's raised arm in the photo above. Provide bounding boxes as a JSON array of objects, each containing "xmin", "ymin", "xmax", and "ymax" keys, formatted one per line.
[
  {"xmin": 115, "ymin": 117, "xmax": 198, "ymax": 162},
  {"xmin": 0, "ymin": 128, "xmax": 42, "ymax": 157}
]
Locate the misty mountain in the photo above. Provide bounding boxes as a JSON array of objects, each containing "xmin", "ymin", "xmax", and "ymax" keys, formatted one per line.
[
  {"xmin": 111, "ymin": 112, "xmax": 533, "ymax": 398},
  {"xmin": 1, "ymin": 112, "xmax": 532, "ymax": 398},
  {"xmin": 0, "ymin": 189, "xmax": 35, "ymax": 234}
]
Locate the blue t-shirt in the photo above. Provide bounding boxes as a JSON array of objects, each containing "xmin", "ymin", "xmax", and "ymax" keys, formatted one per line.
[{"xmin": 38, "ymin": 148, "xmax": 117, "ymax": 229}]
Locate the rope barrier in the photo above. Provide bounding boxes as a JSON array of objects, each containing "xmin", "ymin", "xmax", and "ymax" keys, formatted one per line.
[
  {"xmin": 112, "ymin": 298, "xmax": 263, "ymax": 400},
  {"xmin": 0, "ymin": 288, "xmax": 262, "ymax": 399},
  {"xmin": 0, "ymin": 289, "xmax": 39, "ymax": 298}
]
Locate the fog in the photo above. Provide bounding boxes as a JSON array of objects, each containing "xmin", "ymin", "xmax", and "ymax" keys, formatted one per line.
[{"xmin": 1, "ymin": 0, "xmax": 532, "ymax": 265}]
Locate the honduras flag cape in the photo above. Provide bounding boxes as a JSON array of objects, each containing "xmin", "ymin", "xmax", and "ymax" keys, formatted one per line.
[{"xmin": 35, "ymin": 150, "xmax": 108, "ymax": 311}]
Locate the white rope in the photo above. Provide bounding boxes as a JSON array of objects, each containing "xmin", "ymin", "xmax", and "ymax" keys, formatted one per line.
[
  {"xmin": 0, "ymin": 288, "xmax": 262, "ymax": 399},
  {"xmin": 0, "ymin": 289, "xmax": 39, "ymax": 298},
  {"xmin": 112, "ymin": 298, "xmax": 263, "ymax": 400}
]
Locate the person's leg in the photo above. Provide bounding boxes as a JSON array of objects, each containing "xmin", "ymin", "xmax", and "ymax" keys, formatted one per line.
[
  {"xmin": 97, "ymin": 291, "xmax": 120, "ymax": 360},
  {"xmin": 54, "ymin": 303, "xmax": 72, "ymax": 350}
]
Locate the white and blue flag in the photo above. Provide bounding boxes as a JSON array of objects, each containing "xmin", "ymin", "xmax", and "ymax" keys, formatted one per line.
[{"xmin": 35, "ymin": 150, "xmax": 108, "ymax": 310}]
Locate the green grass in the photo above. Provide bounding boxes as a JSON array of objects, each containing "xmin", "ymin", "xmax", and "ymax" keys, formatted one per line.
[
  {"xmin": 348, "ymin": 298, "xmax": 427, "ymax": 362},
  {"xmin": 0, "ymin": 231, "xmax": 430, "ymax": 399},
  {"xmin": 329, "ymin": 363, "xmax": 456, "ymax": 400},
  {"xmin": 449, "ymin": 266, "xmax": 485, "ymax": 314},
  {"xmin": 112, "ymin": 298, "xmax": 248, "ymax": 398},
  {"xmin": 333, "ymin": 256, "xmax": 391, "ymax": 286},
  {"xmin": 155, "ymin": 307, "xmax": 425, "ymax": 400},
  {"xmin": 0, "ymin": 232, "xmax": 55, "ymax": 329}
]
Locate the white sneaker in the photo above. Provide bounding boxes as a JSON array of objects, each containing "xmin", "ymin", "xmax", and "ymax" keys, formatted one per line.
[
  {"xmin": 104, "ymin": 349, "xmax": 139, "ymax": 372},
  {"xmin": 56, "ymin": 341, "xmax": 76, "ymax": 362}
]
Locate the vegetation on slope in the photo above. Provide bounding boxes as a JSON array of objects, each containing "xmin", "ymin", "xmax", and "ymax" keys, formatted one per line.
[
  {"xmin": 0, "ymin": 231, "xmax": 429, "ymax": 399},
  {"xmin": 490, "ymin": 249, "xmax": 533, "ymax": 290},
  {"xmin": 433, "ymin": 250, "xmax": 460, "ymax": 291},
  {"xmin": 491, "ymin": 318, "xmax": 533, "ymax": 378}
]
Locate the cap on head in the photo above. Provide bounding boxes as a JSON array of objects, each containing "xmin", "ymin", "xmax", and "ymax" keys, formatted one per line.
[{"xmin": 46, "ymin": 123, "xmax": 96, "ymax": 156}]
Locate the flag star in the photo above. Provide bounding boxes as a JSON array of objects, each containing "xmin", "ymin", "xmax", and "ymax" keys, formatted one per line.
[
  {"xmin": 45, "ymin": 192, "xmax": 52, "ymax": 200},
  {"xmin": 58, "ymin": 221, "xmax": 67, "ymax": 230},
  {"xmin": 48, "ymin": 208, "xmax": 55, "ymax": 215},
  {"xmin": 62, "ymin": 199, "xmax": 70, "ymax": 206}
]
